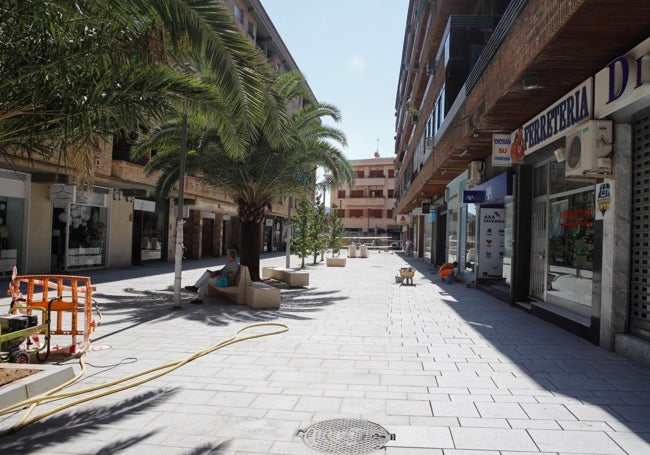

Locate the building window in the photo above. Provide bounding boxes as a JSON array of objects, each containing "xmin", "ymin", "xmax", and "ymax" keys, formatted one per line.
[
  {"xmin": 387, "ymin": 209, "xmax": 393, "ymax": 219},
  {"xmin": 369, "ymin": 170, "xmax": 385, "ymax": 178},
  {"xmin": 233, "ymin": 5, "xmax": 244, "ymax": 24},
  {"xmin": 337, "ymin": 190, "xmax": 346, "ymax": 199},
  {"xmin": 338, "ymin": 209, "xmax": 345, "ymax": 218},
  {"xmin": 350, "ymin": 190, "xmax": 364, "ymax": 198},
  {"xmin": 387, "ymin": 189, "xmax": 395, "ymax": 198},
  {"xmin": 356, "ymin": 170, "xmax": 365, "ymax": 178},
  {"xmin": 349, "ymin": 209, "xmax": 364, "ymax": 218},
  {"xmin": 388, "ymin": 169, "xmax": 395, "ymax": 178}
]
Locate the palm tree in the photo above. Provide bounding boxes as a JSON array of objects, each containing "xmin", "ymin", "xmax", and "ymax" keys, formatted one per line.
[
  {"xmin": 136, "ymin": 71, "xmax": 354, "ymax": 279},
  {"xmin": 0, "ymin": 0, "xmax": 271, "ymax": 185}
]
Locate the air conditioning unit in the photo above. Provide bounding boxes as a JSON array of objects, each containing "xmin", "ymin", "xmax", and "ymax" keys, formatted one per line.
[
  {"xmin": 467, "ymin": 161, "xmax": 483, "ymax": 187},
  {"xmin": 564, "ymin": 120, "xmax": 613, "ymax": 177}
]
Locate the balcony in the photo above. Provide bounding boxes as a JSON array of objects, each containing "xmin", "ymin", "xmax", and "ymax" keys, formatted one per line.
[{"xmin": 355, "ymin": 176, "xmax": 388, "ymax": 186}]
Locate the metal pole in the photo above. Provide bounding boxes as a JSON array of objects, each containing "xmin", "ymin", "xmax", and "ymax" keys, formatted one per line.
[
  {"xmin": 285, "ymin": 197, "xmax": 292, "ymax": 268},
  {"xmin": 172, "ymin": 113, "xmax": 188, "ymax": 309}
]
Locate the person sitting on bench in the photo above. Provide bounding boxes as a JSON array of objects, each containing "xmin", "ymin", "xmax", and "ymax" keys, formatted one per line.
[
  {"xmin": 185, "ymin": 249, "xmax": 240, "ymax": 304},
  {"xmin": 438, "ymin": 261, "xmax": 458, "ymax": 284}
]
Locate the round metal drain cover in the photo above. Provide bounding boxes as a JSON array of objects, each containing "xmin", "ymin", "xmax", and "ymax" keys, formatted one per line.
[{"xmin": 300, "ymin": 418, "xmax": 393, "ymax": 454}]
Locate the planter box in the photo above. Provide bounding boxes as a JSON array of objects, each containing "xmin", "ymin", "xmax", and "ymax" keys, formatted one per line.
[{"xmin": 326, "ymin": 257, "xmax": 346, "ymax": 267}]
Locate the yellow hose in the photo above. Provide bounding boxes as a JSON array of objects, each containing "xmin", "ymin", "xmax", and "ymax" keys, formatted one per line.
[{"xmin": 0, "ymin": 322, "xmax": 288, "ymax": 435}]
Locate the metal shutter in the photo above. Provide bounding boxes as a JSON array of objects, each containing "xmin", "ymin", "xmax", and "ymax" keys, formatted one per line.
[{"xmin": 630, "ymin": 114, "xmax": 650, "ymax": 340}]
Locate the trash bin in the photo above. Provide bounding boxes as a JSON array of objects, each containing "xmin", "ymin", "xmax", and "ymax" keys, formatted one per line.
[
  {"xmin": 359, "ymin": 244, "xmax": 368, "ymax": 258},
  {"xmin": 348, "ymin": 243, "xmax": 357, "ymax": 258}
]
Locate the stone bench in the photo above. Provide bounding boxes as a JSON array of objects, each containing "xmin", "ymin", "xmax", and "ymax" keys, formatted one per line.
[
  {"xmin": 206, "ymin": 265, "xmax": 281, "ymax": 309},
  {"xmin": 206, "ymin": 265, "xmax": 250, "ymax": 305},
  {"xmin": 246, "ymin": 282, "xmax": 281, "ymax": 309},
  {"xmin": 262, "ymin": 267, "xmax": 309, "ymax": 288}
]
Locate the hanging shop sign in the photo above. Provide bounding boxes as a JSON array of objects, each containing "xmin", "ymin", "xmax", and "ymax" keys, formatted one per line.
[
  {"xmin": 595, "ymin": 37, "xmax": 650, "ymax": 119},
  {"xmin": 492, "ymin": 134, "xmax": 512, "ymax": 167},
  {"xmin": 397, "ymin": 214, "xmax": 410, "ymax": 225},
  {"xmin": 510, "ymin": 78, "xmax": 593, "ymax": 162},
  {"xmin": 463, "ymin": 191, "xmax": 486, "ymax": 204},
  {"xmin": 596, "ymin": 181, "xmax": 614, "ymax": 221}
]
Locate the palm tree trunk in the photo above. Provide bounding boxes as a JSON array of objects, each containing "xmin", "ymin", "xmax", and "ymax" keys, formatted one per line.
[{"xmin": 240, "ymin": 219, "xmax": 263, "ymax": 281}]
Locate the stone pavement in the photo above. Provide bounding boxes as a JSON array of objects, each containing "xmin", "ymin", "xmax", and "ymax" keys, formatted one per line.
[{"xmin": 0, "ymin": 251, "xmax": 648, "ymax": 454}]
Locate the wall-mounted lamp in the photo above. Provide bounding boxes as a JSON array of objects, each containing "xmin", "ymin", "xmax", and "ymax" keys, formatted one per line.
[
  {"xmin": 554, "ymin": 148, "xmax": 565, "ymax": 163},
  {"xmin": 523, "ymin": 72, "xmax": 541, "ymax": 90},
  {"xmin": 112, "ymin": 189, "xmax": 122, "ymax": 201}
]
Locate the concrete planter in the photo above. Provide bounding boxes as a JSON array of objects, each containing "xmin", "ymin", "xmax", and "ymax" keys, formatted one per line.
[{"xmin": 326, "ymin": 257, "xmax": 347, "ymax": 267}]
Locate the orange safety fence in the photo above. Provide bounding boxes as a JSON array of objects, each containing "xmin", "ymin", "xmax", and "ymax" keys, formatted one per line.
[{"xmin": 7, "ymin": 273, "xmax": 98, "ymax": 355}]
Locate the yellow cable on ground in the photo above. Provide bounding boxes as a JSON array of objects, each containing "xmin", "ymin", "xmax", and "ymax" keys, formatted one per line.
[{"xmin": 0, "ymin": 322, "xmax": 288, "ymax": 436}]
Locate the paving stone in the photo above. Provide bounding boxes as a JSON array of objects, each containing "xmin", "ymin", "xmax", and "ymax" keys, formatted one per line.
[{"xmin": 1, "ymin": 252, "xmax": 647, "ymax": 455}]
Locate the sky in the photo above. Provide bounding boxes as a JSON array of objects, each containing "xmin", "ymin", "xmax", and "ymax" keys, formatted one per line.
[{"xmin": 261, "ymin": 1, "xmax": 409, "ymax": 161}]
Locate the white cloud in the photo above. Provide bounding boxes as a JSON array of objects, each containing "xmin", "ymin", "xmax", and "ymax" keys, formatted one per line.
[{"xmin": 344, "ymin": 54, "xmax": 366, "ymax": 73}]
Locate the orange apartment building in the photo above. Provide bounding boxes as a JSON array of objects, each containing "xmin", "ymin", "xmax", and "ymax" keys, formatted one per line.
[{"xmin": 331, "ymin": 156, "xmax": 402, "ymax": 246}]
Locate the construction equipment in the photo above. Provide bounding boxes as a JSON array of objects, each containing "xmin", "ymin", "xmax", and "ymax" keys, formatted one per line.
[
  {"xmin": 3, "ymin": 267, "xmax": 98, "ymax": 362},
  {"xmin": 0, "ymin": 308, "xmax": 49, "ymax": 363}
]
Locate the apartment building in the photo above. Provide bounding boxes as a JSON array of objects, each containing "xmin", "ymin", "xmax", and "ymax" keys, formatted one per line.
[
  {"xmin": 394, "ymin": 0, "xmax": 650, "ymax": 364},
  {"xmin": 0, "ymin": 0, "xmax": 309, "ymax": 274},
  {"xmin": 330, "ymin": 156, "xmax": 400, "ymax": 245}
]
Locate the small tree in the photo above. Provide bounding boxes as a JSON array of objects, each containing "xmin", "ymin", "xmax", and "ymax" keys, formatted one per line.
[
  {"xmin": 328, "ymin": 203, "xmax": 345, "ymax": 256},
  {"xmin": 292, "ymin": 199, "xmax": 313, "ymax": 269}
]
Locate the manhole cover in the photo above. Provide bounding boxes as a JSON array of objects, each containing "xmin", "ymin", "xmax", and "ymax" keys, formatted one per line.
[{"xmin": 299, "ymin": 418, "xmax": 393, "ymax": 454}]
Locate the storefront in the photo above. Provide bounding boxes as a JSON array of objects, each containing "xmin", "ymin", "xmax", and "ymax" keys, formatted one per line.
[
  {"xmin": 593, "ymin": 36, "xmax": 650, "ymax": 346},
  {"xmin": 132, "ymin": 198, "xmax": 165, "ymax": 264},
  {"xmin": 0, "ymin": 170, "xmax": 28, "ymax": 274},
  {"xmin": 50, "ymin": 184, "xmax": 109, "ymax": 271},
  {"xmin": 463, "ymin": 171, "xmax": 514, "ymax": 286}
]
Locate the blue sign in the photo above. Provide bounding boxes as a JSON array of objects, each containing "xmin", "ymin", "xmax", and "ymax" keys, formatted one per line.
[
  {"xmin": 469, "ymin": 171, "xmax": 513, "ymax": 204},
  {"xmin": 463, "ymin": 191, "xmax": 486, "ymax": 203}
]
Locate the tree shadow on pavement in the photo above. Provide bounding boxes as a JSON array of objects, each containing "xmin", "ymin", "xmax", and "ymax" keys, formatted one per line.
[
  {"xmin": 89, "ymin": 285, "xmax": 349, "ymax": 341},
  {"xmin": 0, "ymin": 388, "xmax": 225, "ymax": 453}
]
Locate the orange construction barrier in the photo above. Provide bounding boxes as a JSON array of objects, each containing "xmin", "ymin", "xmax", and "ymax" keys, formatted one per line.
[{"xmin": 7, "ymin": 269, "xmax": 97, "ymax": 356}]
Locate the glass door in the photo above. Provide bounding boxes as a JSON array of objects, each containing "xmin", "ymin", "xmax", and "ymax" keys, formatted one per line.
[{"xmin": 530, "ymin": 198, "xmax": 548, "ymax": 299}]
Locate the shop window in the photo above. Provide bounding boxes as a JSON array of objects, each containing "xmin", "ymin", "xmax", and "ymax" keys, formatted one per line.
[
  {"xmin": 548, "ymin": 189, "xmax": 595, "ymax": 307},
  {"xmin": 448, "ymin": 207, "xmax": 459, "ymax": 263},
  {"xmin": 0, "ymin": 197, "xmax": 25, "ymax": 274},
  {"xmin": 53, "ymin": 203, "xmax": 107, "ymax": 270}
]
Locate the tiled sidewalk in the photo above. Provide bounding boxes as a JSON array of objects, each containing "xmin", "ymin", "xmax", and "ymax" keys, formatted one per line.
[{"xmin": 0, "ymin": 251, "xmax": 648, "ymax": 454}]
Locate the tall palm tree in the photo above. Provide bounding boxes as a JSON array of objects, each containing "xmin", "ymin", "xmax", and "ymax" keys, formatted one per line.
[
  {"xmin": 0, "ymin": 0, "xmax": 271, "ymax": 185},
  {"xmin": 136, "ymin": 71, "xmax": 354, "ymax": 279}
]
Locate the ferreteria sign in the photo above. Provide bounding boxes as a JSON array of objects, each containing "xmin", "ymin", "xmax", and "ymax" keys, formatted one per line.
[
  {"xmin": 510, "ymin": 78, "xmax": 593, "ymax": 162},
  {"xmin": 595, "ymin": 36, "xmax": 650, "ymax": 119}
]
